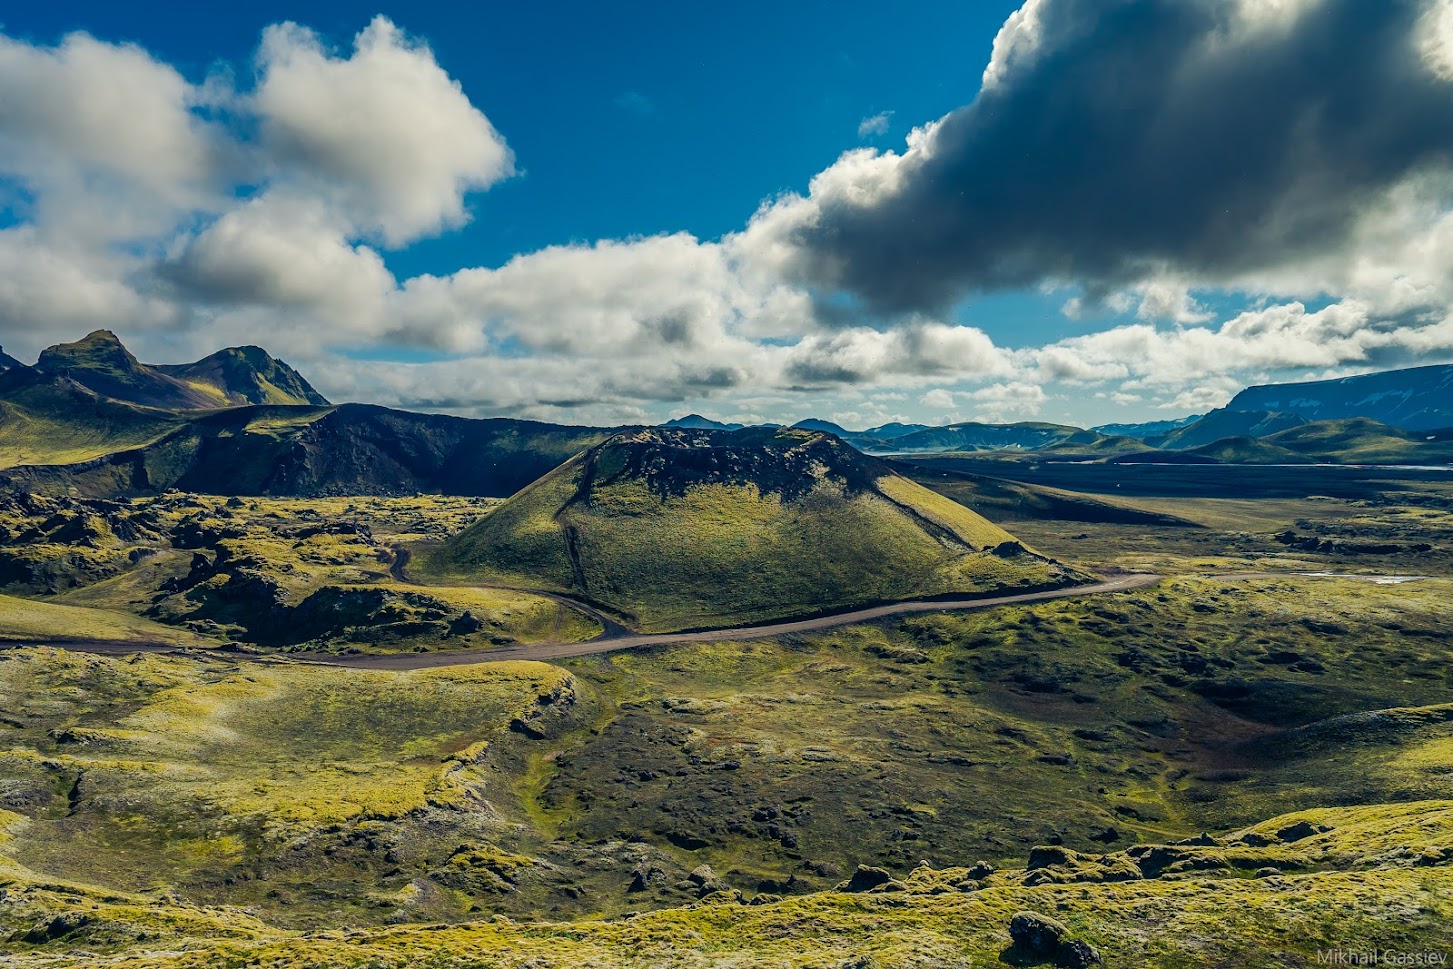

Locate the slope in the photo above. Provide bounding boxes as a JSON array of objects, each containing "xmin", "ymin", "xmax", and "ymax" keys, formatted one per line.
[
  {"xmin": 0, "ymin": 368, "xmax": 185, "ymax": 468},
  {"xmin": 0, "ymin": 403, "xmax": 618, "ymax": 499},
  {"xmin": 1184, "ymin": 436, "xmax": 1314, "ymax": 464},
  {"xmin": 1264, "ymin": 418, "xmax": 1453, "ymax": 464},
  {"xmin": 1152, "ymin": 409, "xmax": 1309, "ymax": 449},
  {"xmin": 1227, "ymin": 362, "xmax": 1453, "ymax": 430},
  {"xmin": 31, "ymin": 330, "xmax": 328, "ymax": 410},
  {"xmin": 440, "ymin": 427, "xmax": 1084, "ymax": 632},
  {"xmin": 155, "ymin": 345, "xmax": 330, "ymax": 406}
]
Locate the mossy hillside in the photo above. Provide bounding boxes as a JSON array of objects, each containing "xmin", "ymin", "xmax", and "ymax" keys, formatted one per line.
[
  {"xmin": 0, "ymin": 488, "xmax": 1450, "ymax": 961},
  {"xmin": 0, "ymin": 555, "xmax": 1451, "ymax": 958},
  {"xmin": 1185, "ymin": 436, "xmax": 1314, "ymax": 464},
  {"xmin": 154, "ymin": 346, "xmax": 331, "ymax": 407},
  {"xmin": 0, "ymin": 594, "xmax": 203, "ymax": 647},
  {"xmin": 988, "ymin": 479, "xmax": 1453, "ymax": 578},
  {"xmin": 0, "ymin": 647, "xmax": 714, "ymax": 928},
  {"xmin": 1, "ymin": 398, "xmax": 619, "ymax": 500},
  {"xmin": 903, "ymin": 465, "xmax": 1201, "ymax": 526},
  {"xmin": 442, "ymin": 427, "xmax": 1078, "ymax": 631},
  {"xmin": 31, "ymin": 330, "xmax": 223, "ymax": 412},
  {"xmin": 0, "ymin": 493, "xmax": 592, "ymax": 653},
  {"xmin": 5, "ymin": 570, "xmax": 1445, "ymax": 929},
  {"xmin": 0, "ymin": 649, "xmax": 582, "ymax": 908},
  {"xmin": 28, "ymin": 330, "xmax": 328, "ymax": 412},
  {"xmin": 0, "ymin": 369, "xmax": 183, "ymax": 469},
  {"xmin": 1264, "ymin": 418, "xmax": 1453, "ymax": 464},
  {"xmin": 533, "ymin": 578, "xmax": 1453, "ymax": 881},
  {"xmin": 4, "ymin": 801, "xmax": 1450, "ymax": 967}
]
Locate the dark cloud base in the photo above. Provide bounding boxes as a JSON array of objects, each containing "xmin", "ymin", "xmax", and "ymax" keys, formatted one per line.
[{"xmin": 792, "ymin": 0, "xmax": 1453, "ymax": 314}]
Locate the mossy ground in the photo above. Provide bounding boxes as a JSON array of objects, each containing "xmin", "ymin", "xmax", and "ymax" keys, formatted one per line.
[
  {"xmin": 3, "ymin": 803, "xmax": 1450, "ymax": 967},
  {"xmin": 0, "ymin": 477, "xmax": 1450, "ymax": 965},
  {"xmin": 0, "ymin": 494, "xmax": 598, "ymax": 653}
]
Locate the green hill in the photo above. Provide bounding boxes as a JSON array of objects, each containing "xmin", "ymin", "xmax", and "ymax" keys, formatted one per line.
[
  {"xmin": 439, "ymin": 427, "xmax": 1084, "ymax": 632},
  {"xmin": 898, "ymin": 463, "xmax": 1200, "ymax": 526},
  {"xmin": 0, "ymin": 368, "xmax": 184, "ymax": 468},
  {"xmin": 1153, "ymin": 409, "xmax": 1308, "ymax": 449},
  {"xmin": 1185, "ymin": 436, "xmax": 1314, "ymax": 464},
  {"xmin": 0, "ymin": 403, "xmax": 618, "ymax": 499},
  {"xmin": 156, "ymin": 345, "xmax": 330, "ymax": 406},
  {"xmin": 32, "ymin": 330, "xmax": 327, "ymax": 410},
  {"xmin": 1265, "ymin": 418, "xmax": 1453, "ymax": 464}
]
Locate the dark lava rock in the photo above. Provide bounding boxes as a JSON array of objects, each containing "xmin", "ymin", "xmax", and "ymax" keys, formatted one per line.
[
  {"xmin": 1276, "ymin": 821, "xmax": 1331, "ymax": 842},
  {"xmin": 841, "ymin": 865, "xmax": 893, "ymax": 892},
  {"xmin": 1008, "ymin": 911, "xmax": 1069, "ymax": 954},
  {"xmin": 1059, "ymin": 939, "xmax": 1104, "ymax": 967},
  {"xmin": 22, "ymin": 913, "xmax": 90, "ymax": 943},
  {"xmin": 1008, "ymin": 912, "xmax": 1103, "ymax": 967},
  {"xmin": 1026, "ymin": 846, "xmax": 1075, "ymax": 870}
]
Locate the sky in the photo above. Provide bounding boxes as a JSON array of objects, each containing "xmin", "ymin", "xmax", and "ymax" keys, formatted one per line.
[{"xmin": 2, "ymin": 0, "xmax": 1453, "ymax": 430}]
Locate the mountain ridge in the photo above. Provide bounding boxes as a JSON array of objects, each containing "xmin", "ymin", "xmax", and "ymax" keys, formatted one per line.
[
  {"xmin": 28, "ymin": 329, "xmax": 328, "ymax": 410},
  {"xmin": 1225, "ymin": 363, "xmax": 1453, "ymax": 430}
]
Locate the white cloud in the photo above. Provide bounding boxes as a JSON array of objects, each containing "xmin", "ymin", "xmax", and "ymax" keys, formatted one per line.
[
  {"xmin": 1134, "ymin": 280, "xmax": 1214, "ymax": 324},
  {"xmin": 857, "ymin": 111, "xmax": 893, "ymax": 138},
  {"xmin": 0, "ymin": 227, "xmax": 170, "ymax": 338},
  {"xmin": 254, "ymin": 16, "xmax": 513, "ymax": 246},
  {"xmin": 1024, "ymin": 298, "xmax": 1453, "ymax": 414},
  {"xmin": 0, "ymin": 30, "xmax": 229, "ymax": 243},
  {"xmin": 966, "ymin": 382, "xmax": 1047, "ymax": 421},
  {"xmin": 784, "ymin": 322, "xmax": 1011, "ymax": 386},
  {"xmin": 982, "ymin": 0, "xmax": 1050, "ymax": 90},
  {"xmin": 1, "ymin": 7, "xmax": 1452, "ymax": 429},
  {"xmin": 164, "ymin": 194, "xmax": 394, "ymax": 326},
  {"xmin": 919, "ymin": 388, "xmax": 956, "ymax": 409}
]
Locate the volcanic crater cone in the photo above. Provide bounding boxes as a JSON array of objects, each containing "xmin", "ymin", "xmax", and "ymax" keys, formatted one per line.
[{"xmin": 443, "ymin": 427, "xmax": 1087, "ymax": 631}]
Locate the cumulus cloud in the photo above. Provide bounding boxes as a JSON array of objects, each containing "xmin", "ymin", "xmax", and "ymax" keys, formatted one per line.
[
  {"xmin": 0, "ymin": 30, "xmax": 230, "ymax": 241},
  {"xmin": 966, "ymin": 382, "xmax": 1048, "ymax": 421},
  {"xmin": 253, "ymin": 17, "xmax": 513, "ymax": 246},
  {"xmin": 783, "ymin": 321, "xmax": 1011, "ymax": 386},
  {"xmin": 768, "ymin": 0, "xmax": 1453, "ymax": 317},
  {"xmin": 161, "ymin": 194, "xmax": 394, "ymax": 325},
  {"xmin": 0, "ymin": 17, "xmax": 516, "ymax": 360},
  {"xmin": 1029, "ymin": 299, "xmax": 1453, "ymax": 407},
  {"xmin": 920, "ymin": 388, "xmax": 957, "ymax": 410},
  {"xmin": 0, "ymin": 227, "xmax": 172, "ymax": 338},
  {"xmin": 3, "ymin": 5, "xmax": 1453, "ymax": 426}
]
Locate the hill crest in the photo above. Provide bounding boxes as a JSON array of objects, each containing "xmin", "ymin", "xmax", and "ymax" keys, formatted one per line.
[
  {"xmin": 29, "ymin": 330, "xmax": 328, "ymax": 410},
  {"xmin": 442, "ymin": 426, "xmax": 1084, "ymax": 632}
]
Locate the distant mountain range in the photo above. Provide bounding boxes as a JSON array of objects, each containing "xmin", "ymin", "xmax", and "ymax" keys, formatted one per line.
[
  {"xmin": 0, "ymin": 331, "xmax": 1449, "ymax": 500},
  {"xmin": 1226, "ymin": 364, "xmax": 1453, "ymax": 430},
  {"xmin": 663, "ymin": 414, "xmax": 746, "ymax": 431},
  {"xmin": 1091, "ymin": 415, "xmax": 1202, "ymax": 440},
  {"xmin": 24, "ymin": 329, "xmax": 329, "ymax": 409}
]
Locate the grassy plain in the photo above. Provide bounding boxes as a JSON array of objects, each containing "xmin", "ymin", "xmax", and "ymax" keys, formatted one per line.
[{"xmin": 0, "ymin": 467, "xmax": 1450, "ymax": 966}]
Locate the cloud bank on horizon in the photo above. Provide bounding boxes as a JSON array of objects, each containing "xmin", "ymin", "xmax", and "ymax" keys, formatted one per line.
[{"xmin": 2, "ymin": 0, "xmax": 1453, "ymax": 427}]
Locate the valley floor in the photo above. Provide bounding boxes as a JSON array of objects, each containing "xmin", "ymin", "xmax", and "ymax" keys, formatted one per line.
[{"xmin": 1, "ymin": 474, "xmax": 1452, "ymax": 966}]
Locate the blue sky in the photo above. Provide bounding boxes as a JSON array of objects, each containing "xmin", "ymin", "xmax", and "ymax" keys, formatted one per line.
[
  {"xmin": 1, "ymin": 1, "xmax": 1451, "ymax": 429},
  {"xmin": 8, "ymin": 1, "xmax": 1017, "ymax": 272}
]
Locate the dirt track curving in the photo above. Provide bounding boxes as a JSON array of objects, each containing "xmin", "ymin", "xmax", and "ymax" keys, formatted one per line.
[
  {"xmin": 0, "ymin": 573, "xmax": 1160, "ymax": 671},
  {"xmin": 323, "ymin": 572, "xmax": 1163, "ymax": 670}
]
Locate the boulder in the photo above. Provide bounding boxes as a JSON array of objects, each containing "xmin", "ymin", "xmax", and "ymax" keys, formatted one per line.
[{"xmin": 1008, "ymin": 911, "xmax": 1069, "ymax": 955}]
